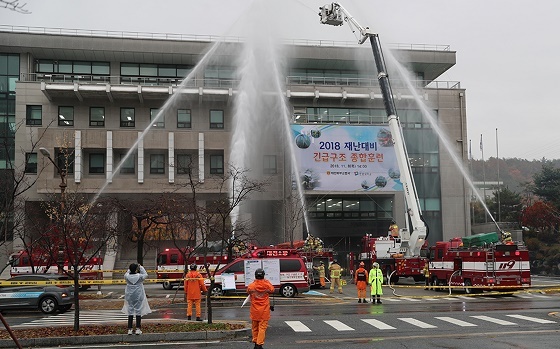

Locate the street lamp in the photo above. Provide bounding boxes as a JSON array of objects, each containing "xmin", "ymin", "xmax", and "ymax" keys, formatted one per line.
[{"xmin": 39, "ymin": 147, "xmax": 67, "ymax": 274}]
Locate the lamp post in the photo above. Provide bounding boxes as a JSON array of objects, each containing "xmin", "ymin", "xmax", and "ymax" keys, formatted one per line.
[{"xmin": 39, "ymin": 147, "xmax": 67, "ymax": 274}]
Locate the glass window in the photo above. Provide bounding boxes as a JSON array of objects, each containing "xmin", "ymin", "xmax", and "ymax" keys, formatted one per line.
[
  {"xmin": 158, "ymin": 65, "xmax": 176, "ymax": 77},
  {"xmin": 119, "ymin": 153, "xmax": 135, "ymax": 174},
  {"xmin": 150, "ymin": 108, "xmax": 164, "ymax": 128},
  {"xmin": 150, "ymin": 154, "xmax": 165, "ymax": 174},
  {"xmin": 343, "ymin": 199, "xmax": 359, "ymax": 211},
  {"xmin": 58, "ymin": 106, "xmax": 74, "ymax": 126},
  {"xmin": 24, "ymin": 152, "xmax": 37, "ymax": 174},
  {"xmin": 210, "ymin": 110, "xmax": 224, "ymax": 129},
  {"xmin": 73, "ymin": 62, "xmax": 91, "ymax": 74},
  {"xmin": 26, "ymin": 105, "xmax": 42, "ymax": 126},
  {"xmin": 91, "ymin": 62, "xmax": 110, "ymax": 75},
  {"xmin": 177, "ymin": 154, "xmax": 192, "ymax": 174},
  {"xmin": 140, "ymin": 64, "xmax": 157, "ymax": 76},
  {"xmin": 279, "ymin": 259, "xmax": 302, "ymax": 272},
  {"xmin": 37, "ymin": 60, "xmax": 54, "ymax": 73},
  {"xmin": 210, "ymin": 154, "xmax": 223, "ymax": 174},
  {"xmin": 120, "ymin": 108, "xmax": 135, "ymax": 127},
  {"xmin": 177, "ymin": 109, "xmax": 191, "ymax": 128},
  {"xmin": 89, "ymin": 107, "xmax": 105, "ymax": 127},
  {"xmin": 57, "ymin": 61, "xmax": 72, "ymax": 74},
  {"xmin": 121, "ymin": 63, "xmax": 139, "ymax": 76},
  {"xmin": 263, "ymin": 155, "xmax": 277, "ymax": 174},
  {"xmin": 89, "ymin": 153, "xmax": 105, "ymax": 174}
]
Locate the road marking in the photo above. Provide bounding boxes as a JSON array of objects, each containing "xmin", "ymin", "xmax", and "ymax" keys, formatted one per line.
[
  {"xmin": 470, "ymin": 315, "xmax": 517, "ymax": 325},
  {"xmin": 398, "ymin": 317, "xmax": 437, "ymax": 328},
  {"xmin": 285, "ymin": 321, "xmax": 312, "ymax": 332},
  {"xmin": 515, "ymin": 294, "xmax": 533, "ymax": 298},
  {"xmin": 15, "ymin": 310, "xmax": 125, "ymax": 328},
  {"xmin": 324, "ymin": 320, "xmax": 354, "ymax": 331},
  {"xmin": 384, "ymin": 298, "xmax": 402, "ymax": 302},
  {"xmin": 457, "ymin": 296, "xmax": 471, "ymax": 300},
  {"xmin": 530, "ymin": 293, "xmax": 551, "ymax": 298},
  {"xmin": 441, "ymin": 297, "xmax": 456, "ymax": 301},
  {"xmin": 361, "ymin": 318, "xmax": 396, "ymax": 330},
  {"xmin": 435, "ymin": 316, "xmax": 477, "ymax": 327},
  {"xmin": 506, "ymin": 315, "xmax": 556, "ymax": 324}
]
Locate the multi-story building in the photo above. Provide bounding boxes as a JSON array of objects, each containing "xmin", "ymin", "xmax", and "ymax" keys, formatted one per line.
[{"xmin": 0, "ymin": 26, "xmax": 469, "ymax": 269}]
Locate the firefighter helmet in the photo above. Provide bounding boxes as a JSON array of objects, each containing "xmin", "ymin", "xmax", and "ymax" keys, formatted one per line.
[
  {"xmin": 372, "ymin": 262, "xmax": 380, "ymax": 268},
  {"xmin": 255, "ymin": 268, "xmax": 265, "ymax": 279},
  {"xmin": 189, "ymin": 263, "xmax": 197, "ymax": 271}
]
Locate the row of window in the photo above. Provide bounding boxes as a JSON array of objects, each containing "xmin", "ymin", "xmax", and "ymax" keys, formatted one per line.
[
  {"xmin": 25, "ymin": 152, "xmax": 279, "ymax": 176},
  {"xmin": 26, "ymin": 106, "xmax": 224, "ymax": 129}
]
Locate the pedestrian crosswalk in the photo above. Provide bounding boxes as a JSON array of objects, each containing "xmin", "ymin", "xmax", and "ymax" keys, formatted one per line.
[
  {"xmin": 381, "ymin": 293, "xmax": 551, "ymax": 303},
  {"xmin": 15, "ymin": 310, "xmax": 126, "ymax": 328},
  {"xmin": 285, "ymin": 314, "xmax": 556, "ymax": 333}
]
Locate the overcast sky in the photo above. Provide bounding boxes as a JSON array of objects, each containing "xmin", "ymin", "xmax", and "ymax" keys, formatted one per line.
[{"xmin": 1, "ymin": 0, "xmax": 558, "ymax": 160}]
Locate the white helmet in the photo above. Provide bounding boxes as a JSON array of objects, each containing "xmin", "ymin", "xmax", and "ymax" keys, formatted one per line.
[{"xmin": 372, "ymin": 262, "xmax": 380, "ymax": 268}]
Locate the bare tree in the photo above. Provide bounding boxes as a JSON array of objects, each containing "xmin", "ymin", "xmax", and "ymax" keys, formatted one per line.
[
  {"xmin": 283, "ymin": 190, "xmax": 307, "ymax": 247},
  {"xmin": 0, "ymin": 0, "xmax": 30, "ymax": 14}
]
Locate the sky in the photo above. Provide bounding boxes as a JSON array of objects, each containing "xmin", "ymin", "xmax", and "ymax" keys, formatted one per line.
[{"xmin": 1, "ymin": 0, "xmax": 559, "ymax": 160}]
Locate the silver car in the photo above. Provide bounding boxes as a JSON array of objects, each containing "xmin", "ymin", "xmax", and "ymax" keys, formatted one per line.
[{"xmin": 0, "ymin": 274, "xmax": 74, "ymax": 314}]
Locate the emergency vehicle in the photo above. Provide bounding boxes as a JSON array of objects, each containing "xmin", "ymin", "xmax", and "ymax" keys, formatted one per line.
[
  {"xmin": 319, "ymin": 3, "xmax": 429, "ymax": 284},
  {"xmin": 274, "ymin": 237, "xmax": 335, "ymax": 288},
  {"xmin": 208, "ymin": 248, "xmax": 310, "ymax": 298},
  {"xmin": 155, "ymin": 247, "xmax": 229, "ymax": 290},
  {"xmin": 8, "ymin": 250, "xmax": 103, "ymax": 290},
  {"xmin": 429, "ymin": 233, "xmax": 531, "ymax": 293}
]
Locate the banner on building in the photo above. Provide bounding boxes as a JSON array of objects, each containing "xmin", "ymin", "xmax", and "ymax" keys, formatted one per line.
[{"xmin": 290, "ymin": 125, "xmax": 403, "ymax": 192}]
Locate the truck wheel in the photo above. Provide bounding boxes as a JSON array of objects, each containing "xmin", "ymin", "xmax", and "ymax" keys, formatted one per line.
[
  {"xmin": 464, "ymin": 279, "xmax": 473, "ymax": 294},
  {"xmin": 432, "ymin": 276, "xmax": 440, "ymax": 292},
  {"xmin": 162, "ymin": 281, "xmax": 174, "ymax": 290},
  {"xmin": 280, "ymin": 284, "xmax": 296, "ymax": 298},
  {"xmin": 210, "ymin": 285, "xmax": 223, "ymax": 297}
]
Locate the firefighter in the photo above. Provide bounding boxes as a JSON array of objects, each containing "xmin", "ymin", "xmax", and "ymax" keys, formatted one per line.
[
  {"xmin": 329, "ymin": 259, "xmax": 343, "ymax": 294},
  {"xmin": 313, "ymin": 261, "xmax": 326, "ymax": 288},
  {"xmin": 369, "ymin": 262, "xmax": 383, "ymax": 304},
  {"xmin": 389, "ymin": 220, "xmax": 399, "ymax": 238},
  {"xmin": 423, "ymin": 262, "xmax": 431, "ymax": 290},
  {"xmin": 502, "ymin": 231, "xmax": 513, "ymax": 245},
  {"xmin": 247, "ymin": 268, "xmax": 275, "ymax": 349},
  {"xmin": 184, "ymin": 263, "xmax": 207, "ymax": 321},
  {"xmin": 354, "ymin": 261, "xmax": 368, "ymax": 303}
]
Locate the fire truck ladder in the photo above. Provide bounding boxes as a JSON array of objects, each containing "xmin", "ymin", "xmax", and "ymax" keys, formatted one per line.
[{"xmin": 485, "ymin": 248, "xmax": 496, "ymax": 277}]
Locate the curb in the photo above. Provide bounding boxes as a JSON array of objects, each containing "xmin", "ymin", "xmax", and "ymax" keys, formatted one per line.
[{"xmin": 0, "ymin": 327, "xmax": 251, "ymax": 348}]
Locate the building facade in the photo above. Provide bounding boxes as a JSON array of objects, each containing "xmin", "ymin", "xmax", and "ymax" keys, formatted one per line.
[{"xmin": 0, "ymin": 27, "xmax": 470, "ymax": 268}]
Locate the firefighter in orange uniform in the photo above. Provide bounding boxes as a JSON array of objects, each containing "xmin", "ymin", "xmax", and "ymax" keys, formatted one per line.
[
  {"xmin": 184, "ymin": 263, "xmax": 207, "ymax": 321},
  {"xmin": 247, "ymin": 268, "xmax": 275, "ymax": 349},
  {"xmin": 354, "ymin": 261, "xmax": 369, "ymax": 303}
]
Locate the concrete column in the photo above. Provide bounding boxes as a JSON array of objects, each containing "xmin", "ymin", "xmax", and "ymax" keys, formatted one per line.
[
  {"xmin": 74, "ymin": 130, "xmax": 81, "ymax": 183},
  {"xmin": 137, "ymin": 132, "xmax": 144, "ymax": 183}
]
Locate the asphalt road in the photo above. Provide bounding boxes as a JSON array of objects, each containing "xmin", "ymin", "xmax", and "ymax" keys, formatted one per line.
[{"xmin": 2, "ymin": 276, "xmax": 559, "ymax": 348}]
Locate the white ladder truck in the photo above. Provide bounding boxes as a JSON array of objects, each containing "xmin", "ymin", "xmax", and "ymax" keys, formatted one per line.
[{"xmin": 319, "ymin": 3, "xmax": 429, "ymax": 283}]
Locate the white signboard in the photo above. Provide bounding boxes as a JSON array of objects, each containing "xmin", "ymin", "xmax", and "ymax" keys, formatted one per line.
[
  {"xmin": 221, "ymin": 273, "xmax": 236, "ymax": 290},
  {"xmin": 290, "ymin": 125, "xmax": 402, "ymax": 192},
  {"xmin": 244, "ymin": 259, "xmax": 281, "ymax": 286}
]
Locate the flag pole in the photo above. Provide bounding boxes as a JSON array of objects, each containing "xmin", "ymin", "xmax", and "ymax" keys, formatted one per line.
[
  {"xmin": 496, "ymin": 128, "xmax": 501, "ymax": 223},
  {"xmin": 481, "ymin": 134, "xmax": 487, "ymax": 223}
]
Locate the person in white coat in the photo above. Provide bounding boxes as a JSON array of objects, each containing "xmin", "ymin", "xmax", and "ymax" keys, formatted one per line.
[{"xmin": 122, "ymin": 263, "xmax": 152, "ymax": 335}]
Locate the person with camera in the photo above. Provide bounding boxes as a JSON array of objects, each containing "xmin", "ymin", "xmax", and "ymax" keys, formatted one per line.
[
  {"xmin": 122, "ymin": 263, "xmax": 151, "ymax": 335},
  {"xmin": 184, "ymin": 263, "xmax": 207, "ymax": 321},
  {"xmin": 247, "ymin": 268, "xmax": 275, "ymax": 349}
]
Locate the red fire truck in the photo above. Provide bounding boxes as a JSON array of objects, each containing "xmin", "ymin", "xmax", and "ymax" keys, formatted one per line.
[
  {"xmin": 429, "ymin": 233, "xmax": 531, "ymax": 293},
  {"xmin": 155, "ymin": 248, "xmax": 230, "ymax": 290},
  {"xmin": 8, "ymin": 250, "xmax": 103, "ymax": 290}
]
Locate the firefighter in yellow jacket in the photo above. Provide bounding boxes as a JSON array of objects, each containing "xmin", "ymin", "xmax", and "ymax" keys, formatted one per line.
[
  {"xmin": 369, "ymin": 262, "xmax": 383, "ymax": 304},
  {"xmin": 329, "ymin": 260, "xmax": 343, "ymax": 294},
  {"xmin": 423, "ymin": 262, "xmax": 431, "ymax": 290},
  {"xmin": 313, "ymin": 261, "xmax": 326, "ymax": 288}
]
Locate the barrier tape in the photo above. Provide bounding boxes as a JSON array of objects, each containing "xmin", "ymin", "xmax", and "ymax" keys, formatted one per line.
[{"xmin": 0, "ymin": 277, "xmax": 209, "ymax": 286}]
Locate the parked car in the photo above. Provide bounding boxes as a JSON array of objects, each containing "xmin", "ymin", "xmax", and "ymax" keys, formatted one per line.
[{"xmin": 0, "ymin": 274, "xmax": 74, "ymax": 314}]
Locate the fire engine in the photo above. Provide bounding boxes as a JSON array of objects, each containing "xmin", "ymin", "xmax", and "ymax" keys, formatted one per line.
[
  {"xmin": 274, "ymin": 235, "xmax": 335, "ymax": 288},
  {"xmin": 155, "ymin": 247, "xmax": 230, "ymax": 290},
  {"xmin": 429, "ymin": 233, "xmax": 531, "ymax": 293},
  {"xmin": 320, "ymin": 3, "xmax": 428, "ymax": 284},
  {"xmin": 8, "ymin": 250, "xmax": 103, "ymax": 290}
]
